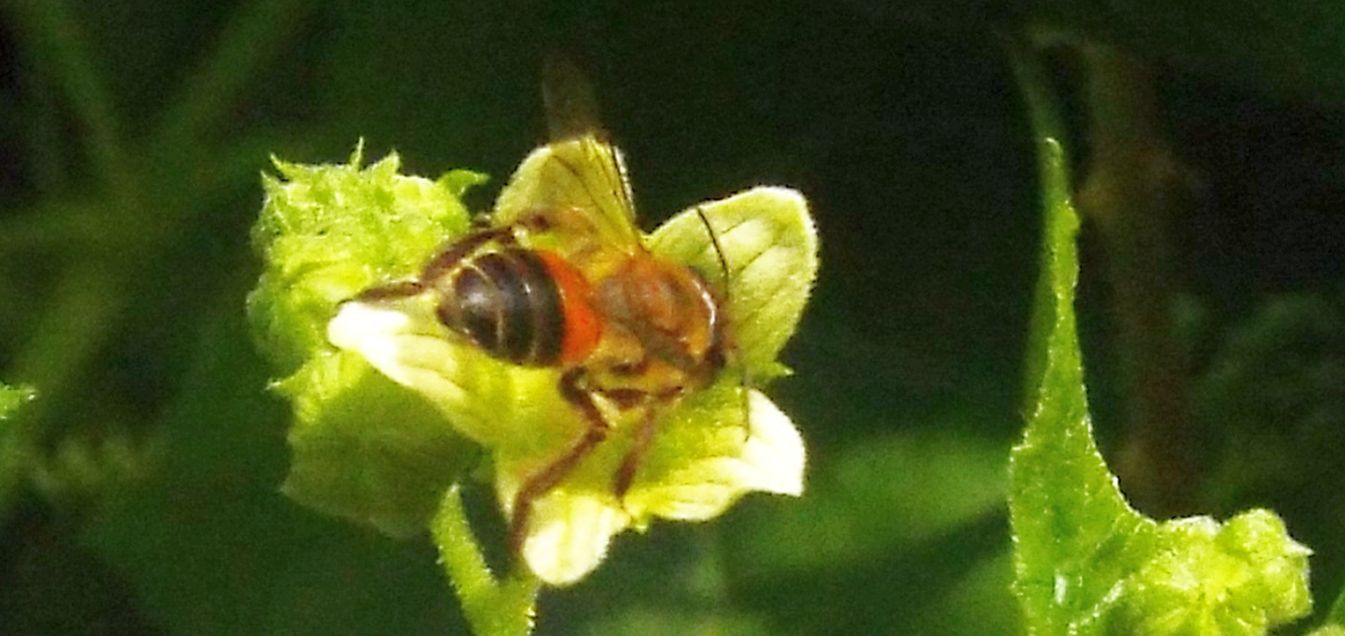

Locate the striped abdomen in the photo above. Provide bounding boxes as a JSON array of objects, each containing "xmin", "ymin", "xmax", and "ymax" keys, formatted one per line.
[{"xmin": 433, "ymin": 247, "xmax": 600, "ymax": 367}]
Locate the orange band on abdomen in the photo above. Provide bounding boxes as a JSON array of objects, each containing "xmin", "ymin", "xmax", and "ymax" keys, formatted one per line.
[{"xmin": 536, "ymin": 250, "xmax": 602, "ymax": 365}]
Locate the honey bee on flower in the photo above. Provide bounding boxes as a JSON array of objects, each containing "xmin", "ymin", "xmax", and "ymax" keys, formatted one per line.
[{"xmin": 325, "ymin": 68, "xmax": 817, "ymax": 585}]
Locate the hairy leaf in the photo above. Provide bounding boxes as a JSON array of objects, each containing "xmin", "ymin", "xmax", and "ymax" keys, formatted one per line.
[{"xmin": 1008, "ymin": 49, "xmax": 1311, "ymax": 634}]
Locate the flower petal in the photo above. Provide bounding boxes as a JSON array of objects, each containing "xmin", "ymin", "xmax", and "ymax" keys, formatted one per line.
[
  {"xmin": 626, "ymin": 390, "xmax": 805, "ymax": 522},
  {"xmin": 326, "ymin": 299, "xmax": 578, "ymax": 450},
  {"xmin": 327, "ymin": 300, "xmax": 470, "ymax": 405},
  {"xmin": 648, "ymin": 187, "xmax": 818, "ymax": 377},
  {"xmin": 519, "ymin": 488, "xmax": 632, "ymax": 586},
  {"xmin": 736, "ymin": 391, "xmax": 807, "ymax": 496}
]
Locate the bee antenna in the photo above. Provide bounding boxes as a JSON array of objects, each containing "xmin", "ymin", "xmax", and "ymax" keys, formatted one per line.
[{"xmin": 694, "ymin": 207, "xmax": 753, "ymax": 441}]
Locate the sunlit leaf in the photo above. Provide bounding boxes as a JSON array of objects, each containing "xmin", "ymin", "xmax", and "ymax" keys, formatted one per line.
[
  {"xmin": 0, "ymin": 383, "xmax": 35, "ymax": 420},
  {"xmin": 1008, "ymin": 47, "xmax": 1311, "ymax": 634}
]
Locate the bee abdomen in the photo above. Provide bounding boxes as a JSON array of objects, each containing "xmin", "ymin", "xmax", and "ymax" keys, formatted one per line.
[{"xmin": 437, "ymin": 248, "xmax": 565, "ymax": 366}]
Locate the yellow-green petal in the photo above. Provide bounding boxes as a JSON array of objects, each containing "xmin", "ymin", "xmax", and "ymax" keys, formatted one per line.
[
  {"xmin": 517, "ymin": 487, "xmax": 632, "ymax": 586},
  {"xmin": 624, "ymin": 390, "xmax": 804, "ymax": 522},
  {"xmin": 326, "ymin": 299, "xmax": 580, "ymax": 452}
]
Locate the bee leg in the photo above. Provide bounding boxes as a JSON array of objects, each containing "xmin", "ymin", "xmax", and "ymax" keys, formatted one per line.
[
  {"xmin": 350, "ymin": 280, "xmax": 426, "ymax": 302},
  {"xmin": 349, "ymin": 225, "xmax": 518, "ymax": 303},
  {"xmin": 613, "ymin": 405, "xmax": 657, "ymax": 499},
  {"xmin": 421, "ymin": 226, "xmax": 518, "ymax": 280},
  {"xmin": 508, "ymin": 368, "xmax": 610, "ymax": 554},
  {"xmin": 418, "ymin": 213, "xmax": 557, "ymax": 281}
]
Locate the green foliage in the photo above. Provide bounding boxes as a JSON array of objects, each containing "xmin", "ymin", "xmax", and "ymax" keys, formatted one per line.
[
  {"xmin": 0, "ymin": 383, "xmax": 34, "ymax": 420},
  {"xmin": 1195, "ymin": 294, "xmax": 1345, "ymax": 511},
  {"xmin": 1008, "ymin": 47, "xmax": 1312, "ymax": 634},
  {"xmin": 8, "ymin": 1, "xmax": 1345, "ymax": 633}
]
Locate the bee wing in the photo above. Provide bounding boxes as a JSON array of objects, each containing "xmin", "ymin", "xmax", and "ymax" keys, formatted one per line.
[
  {"xmin": 542, "ymin": 53, "xmax": 605, "ymax": 143},
  {"xmin": 493, "ymin": 133, "xmax": 643, "ymax": 251}
]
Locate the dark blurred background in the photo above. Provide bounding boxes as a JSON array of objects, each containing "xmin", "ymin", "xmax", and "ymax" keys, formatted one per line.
[{"xmin": 3, "ymin": 1, "xmax": 1345, "ymax": 633}]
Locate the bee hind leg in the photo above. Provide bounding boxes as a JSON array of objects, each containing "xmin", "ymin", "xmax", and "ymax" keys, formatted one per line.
[
  {"xmin": 508, "ymin": 368, "xmax": 610, "ymax": 554},
  {"xmin": 352, "ymin": 224, "xmax": 525, "ymax": 303}
]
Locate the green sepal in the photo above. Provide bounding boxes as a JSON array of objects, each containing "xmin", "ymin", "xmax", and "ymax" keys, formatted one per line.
[
  {"xmin": 247, "ymin": 143, "xmax": 474, "ymax": 373},
  {"xmin": 247, "ymin": 143, "xmax": 482, "ymax": 534},
  {"xmin": 438, "ymin": 169, "xmax": 490, "ymax": 199},
  {"xmin": 277, "ymin": 351, "xmax": 479, "ymax": 537}
]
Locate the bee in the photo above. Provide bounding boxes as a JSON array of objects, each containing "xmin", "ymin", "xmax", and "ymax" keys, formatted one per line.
[{"xmin": 354, "ymin": 131, "xmax": 739, "ymax": 551}]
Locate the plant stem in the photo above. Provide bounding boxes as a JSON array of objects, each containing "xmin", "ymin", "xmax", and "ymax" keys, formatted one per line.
[
  {"xmin": 1076, "ymin": 44, "xmax": 1198, "ymax": 517},
  {"xmin": 433, "ymin": 486, "xmax": 539, "ymax": 636}
]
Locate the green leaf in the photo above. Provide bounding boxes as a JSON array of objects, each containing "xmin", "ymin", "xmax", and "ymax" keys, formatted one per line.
[
  {"xmin": 247, "ymin": 144, "xmax": 481, "ymax": 534},
  {"xmin": 1008, "ymin": 42, "xmax": 1311, "ymax": 635},
  {"xmin": 0, "ymin": 383, "xmax": 35, "ymax": 420},
  {"xmin": 648, "ymin": 187, "xmax": 818, "ymax": 378}
]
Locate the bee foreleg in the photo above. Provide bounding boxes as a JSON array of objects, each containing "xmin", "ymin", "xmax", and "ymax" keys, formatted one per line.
[{"xmin": 508, "ymin": 368, "xmax": 610, "ymax": 554}]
